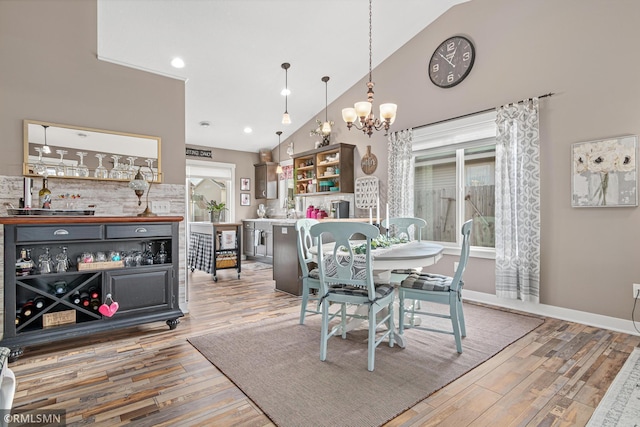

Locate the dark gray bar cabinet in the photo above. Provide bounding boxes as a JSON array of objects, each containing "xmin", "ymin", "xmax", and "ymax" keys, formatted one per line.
[{"xmin": 1, "ymin": 216, "xmax": 184, "ymax": 360}]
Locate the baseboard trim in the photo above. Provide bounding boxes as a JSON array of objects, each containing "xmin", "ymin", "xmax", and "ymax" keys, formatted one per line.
[{"xmin": 463, "ymin": 290, "xmax": 640, "ymax": 336}]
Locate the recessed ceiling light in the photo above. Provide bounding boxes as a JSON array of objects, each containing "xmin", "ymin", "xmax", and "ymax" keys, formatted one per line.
[
  {"xmin": 199, "ymin": 121, "xmax": 211, "ymax": 127},
  {"xmin": 281, "ymin": 88, "xmax": 290, "ymax": 96},
  {"xmin": 243, "ymin": 127, "xmax": 252, "ymax": 134},
  {"xmin": 171, "ymin": 57, "xmax": 185, "ymax": 68}
]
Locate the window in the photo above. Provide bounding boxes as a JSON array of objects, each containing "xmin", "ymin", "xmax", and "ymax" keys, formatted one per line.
[{"xmin": 412, "ymin": 112, "xmax": 496, "ymax": 252}]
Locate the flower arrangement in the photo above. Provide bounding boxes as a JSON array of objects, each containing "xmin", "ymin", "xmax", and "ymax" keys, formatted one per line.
[
  {"xmin": 206, "ymin": 200, "xmax": 226, "ymax": 212},
  {"xmin": 573, "ymin": 138, "xmax": 635, "ymax": 206}
]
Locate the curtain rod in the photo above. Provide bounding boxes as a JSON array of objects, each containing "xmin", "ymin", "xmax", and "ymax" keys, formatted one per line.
[{"xmin": 415, "ymin": 92, "xmax": 554, "ymax": 130}]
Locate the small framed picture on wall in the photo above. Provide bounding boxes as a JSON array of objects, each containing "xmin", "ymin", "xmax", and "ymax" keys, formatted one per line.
[
  {"xmin": 240, "ymin": 193, "xmax": 251, "ymax": 206},
  {"xmin": 240, "ymin": 178, "xmax": 250, "ymax": 191}
]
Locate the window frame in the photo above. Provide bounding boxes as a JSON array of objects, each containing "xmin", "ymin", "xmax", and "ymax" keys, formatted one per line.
[{"xmin": 412, "ymin": 111, "xmax": 497, "ymax": 260}]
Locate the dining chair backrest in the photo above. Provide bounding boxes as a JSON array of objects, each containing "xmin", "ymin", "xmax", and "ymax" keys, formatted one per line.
[
  {"xmin": 310, "ymin": 222, "xmax": 380, "ymax": 301},
  {"xmin": 381, "ymin": 217, "xmax": 427, "ymax": 241},
  {"xmin": 295, "ymin": 219, "xmax": 319, "ymax": 277},
  {"xmin": 451, "ymin": 219, "xmax": 473, "ymax": 291}
]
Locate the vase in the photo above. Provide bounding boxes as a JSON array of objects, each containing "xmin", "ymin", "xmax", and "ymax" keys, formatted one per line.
[{"xmin": 210, "ymin": 211, "xmax": 221, "ymax": 223}]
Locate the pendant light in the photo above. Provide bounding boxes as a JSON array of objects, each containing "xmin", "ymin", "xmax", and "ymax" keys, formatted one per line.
[
  {"xmin": 41, "ymin": 125, "xmax": 51, "ymax": 154},
  {"xmin": 281, "ymin": 63, "xmax": 291, "ymax": 125},
  {"xmin": 275, "ymin": 131, "xmax": 283, "ymax": 174},
  {"xmin": 321, "ymin": 76, "xmax": 331, "ymax": 135}
]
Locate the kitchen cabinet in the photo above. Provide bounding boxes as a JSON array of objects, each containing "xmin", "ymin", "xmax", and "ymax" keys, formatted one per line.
[
  {"xmin": 254, "ymin": 162, "xmax": 279, "ymax": 199},
  {"xmin": 293, "ymin": 143, "xmax": 355, "ymax": 195},
  {"xmin": 243, "ymin": 221, "xmax": 255, "ymax": 257},
  {"xmin": 1, "ymin": 216, "xmax": 183, "ymax": 360},
  {"xmin": 242, "ymin": 220, "xmax": 273, "ymax": 265}
]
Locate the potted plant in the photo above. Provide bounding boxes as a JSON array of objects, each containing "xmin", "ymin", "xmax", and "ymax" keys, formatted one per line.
[{"xmin": 207, "ymin": 200, "xmax": 226, "ymax": 223}]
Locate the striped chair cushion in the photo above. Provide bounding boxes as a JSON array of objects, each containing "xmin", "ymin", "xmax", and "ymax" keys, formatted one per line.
[
  {"xmin": 391, "ymin": 268, "xmax": 420, "ymax": 274},
  {"xmin": 328, "ymin": 282, "xmax": 394, "ymax": 301},
  {"xmin": 308, "ymin": 268, "xmax": 320, "ymax": 279},
  {"xmin": 400, "ymin": 272, "xmax": 459, "ymax": 292}
]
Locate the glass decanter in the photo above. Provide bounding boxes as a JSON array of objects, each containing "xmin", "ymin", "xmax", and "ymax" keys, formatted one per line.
[
  {"xmin": 34, "ymin": 147, "xmax": 47, "ymax": 176},
  {"xmin": 76, "ymin": 151, "xmax": 89, "ymax": 177},
  {"xmin": 94, "ymin": 153, "xmax": 108, "ymax": 178},
  {"xmin": 156, "ymin": 241, "xmax": 168, "ymax": 264},
  {"xmin": 38, "ymin": 247, "xmax": 54, "ymax": 274},
  {"xmin": 142, "ymin": 241, "xmax": 154, "ymax": 265},
  {"xmin": 55, "ymin": 149, "xmax": 68, "ymax": 176},
  {"xmin": 55, "ymin": 246, "xmax": 70, "ymax": 273}
]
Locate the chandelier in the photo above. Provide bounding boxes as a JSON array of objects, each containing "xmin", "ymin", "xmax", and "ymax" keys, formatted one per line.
[{"xmin": 342, "ymin": 0, "xmax": 397, "ymax": 137}]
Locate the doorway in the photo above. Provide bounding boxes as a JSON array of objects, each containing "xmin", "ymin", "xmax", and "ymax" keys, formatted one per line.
[{"xmin": 185, "ymin": 159, "xmax": 236, "ymax": 303}]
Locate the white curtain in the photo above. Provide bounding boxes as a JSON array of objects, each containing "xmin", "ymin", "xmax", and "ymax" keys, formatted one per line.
[
  {"xmin": 387, "ymin": 129, "xmax": 414, "ymax": 218},
  {"xmin": 495, "ymin": 98, "xmax": 540, "ymax": 302}
]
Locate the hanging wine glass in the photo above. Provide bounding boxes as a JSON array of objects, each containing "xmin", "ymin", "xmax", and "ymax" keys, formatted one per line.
[
  {"xmin": 109, "ymin": 155, "xmax": 122, "ymax": 179},
  {"xmin": 126, "ymin": 156, "xmax": 138, "ymax": 180},
  {"xmin": 76, "ymin": 152, "xmax": 89, "ymax": 177},
  {"xmin": 145, "ymin": 158, "xmax": 155, "ymax": 181},
  {"xmin": 55, "ymin": 149, "xmax": 68, "ymax": 176},
  {"xmin": 94, "ymin": 153, "xmax": 108, "ymax": 178},
  {"xmin": 34, "ymin": 147, "xmax": 47, "ymax": 175}
]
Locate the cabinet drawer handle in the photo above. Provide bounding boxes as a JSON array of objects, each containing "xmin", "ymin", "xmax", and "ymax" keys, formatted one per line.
[
  {"xmin": 135, "ymin": 227, "xmax": 148, "ymax": 233},
  {"xmin": 53, "ymin": 229, "xmax": 69, "ymax": 235}
]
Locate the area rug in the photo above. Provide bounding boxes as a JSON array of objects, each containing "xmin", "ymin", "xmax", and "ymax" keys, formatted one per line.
[
  {"xmin": 587, "ymin": 347, "xmax": 640, "ymax": 426},
  {"xmin": 242, "ymin": 261, "xmax": 272, "ymax": 271},
  {"xmin": 189, "ymin": 303, "xmax": 543, "ymax": 427}
]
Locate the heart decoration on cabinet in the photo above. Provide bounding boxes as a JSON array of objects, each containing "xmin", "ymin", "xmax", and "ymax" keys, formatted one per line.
[{"xmin": 98, "ymin": 293, "xmax": 119, "ymax": 317}]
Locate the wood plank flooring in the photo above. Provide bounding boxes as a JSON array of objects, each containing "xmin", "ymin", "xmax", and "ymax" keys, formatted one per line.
[{"xmin": 8, "ymin": 266, "xmax": 640, "ymax": 426}]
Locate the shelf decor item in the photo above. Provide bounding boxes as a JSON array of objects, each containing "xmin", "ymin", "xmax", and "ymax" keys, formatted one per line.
[
  {"xmin": 128, "ymin": 166, "xmax": 156, "ymax": 216},
  {"xmin": 571, "ymin": 135, "xmax": 637, "ymax": 207}
]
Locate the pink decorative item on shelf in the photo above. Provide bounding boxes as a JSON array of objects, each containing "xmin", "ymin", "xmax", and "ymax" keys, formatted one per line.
[{"xmin": 306, "ymin": 205, "xmax": 314, "ymax": 218}]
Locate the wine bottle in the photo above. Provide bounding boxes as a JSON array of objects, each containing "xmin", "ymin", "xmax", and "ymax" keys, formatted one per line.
[
  {"xmin": 80, "ymin": 291, "xmax": 90, "ymax": 307},
  {"xmin": 90, "ymin": 299, "xmax": 100, "ymax": 311},
  {"xmin": 33, "ymin": 296, "xmax": 46, "ymax": 310},
  {"xmin": 88, "ymin": 287, "xmax": 99, "ymax": 300},
  {"xmin": 39, "ymin": 177, "xmax": 51, "ymax": 209},
  {"xmin": 19, "ymin": 300, "xmax": 35, "ymax": 318},
  {"xmin": 71, "ymin": 292, "xmax": 81, "ymax": 305},
  {"xmin": 15, "ymin": 313, "xmax": 22, "ymax": 326}
]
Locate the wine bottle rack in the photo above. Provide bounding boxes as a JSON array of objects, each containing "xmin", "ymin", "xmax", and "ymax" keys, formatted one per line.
[{"xmin": 0, "ymin": 216, "xmax": 184, "ymax": 360}]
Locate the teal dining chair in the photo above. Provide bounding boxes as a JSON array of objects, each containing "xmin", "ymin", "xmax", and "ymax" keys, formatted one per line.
[
  {"xmin": 398, "ymin": 219, "xmax": 472, "ymax": 353},
  {"xmin": 310, "ymin": 221, "xmax": 396, "ymax": 372},
  {"xmin": 295, "ymin": 219, "xmax": 320, "ymax": 325}
]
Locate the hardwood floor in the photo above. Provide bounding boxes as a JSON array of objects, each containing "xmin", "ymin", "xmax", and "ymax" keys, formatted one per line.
[{"xmin": 9, "ymin": 266, "xmax": 640, "ymax": 426}]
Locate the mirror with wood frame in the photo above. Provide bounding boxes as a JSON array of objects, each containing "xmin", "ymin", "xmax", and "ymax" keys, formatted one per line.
[{"xmin": 23, "ymin": 119, "xmax": 162, "ymax": 182}]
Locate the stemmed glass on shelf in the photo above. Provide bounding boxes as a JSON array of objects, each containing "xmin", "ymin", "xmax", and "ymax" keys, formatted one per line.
[
  {"xmin": 76, "ymin": 152, "xmax": 89, "ymax": 177},
  {"xmin": 94, "ymin": 153, "xmax": 108, "ymax": 178},
  {"xmin": 144, "ymin": 158, "xmax": 155, "ymax": 181},
  {"xmin": 126, "ymin": 156, "xmax": 138, "ymax": 180},
  {"xmin": 109, "ymin": 155, "xmax": 122, "ymax": 179},
  {"xmin": 55, "ymin": 150, "xmax": 68, "ymax": 176},
  {"xmin": 34, "ymin": 147, "xmax": 47, "ymax": 175}
]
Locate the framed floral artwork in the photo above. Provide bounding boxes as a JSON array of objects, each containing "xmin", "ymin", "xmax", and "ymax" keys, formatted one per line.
[
  {"xmin": 572, "ymin": 135, "xmax": 638, "ymax": 207},
  {"xmin": 240, "ymin": 178, "xmax": 250, "ymax": 191},
  {"xmin": 240, "ymin": 193, "xmax": 251, "ymax": 206}
]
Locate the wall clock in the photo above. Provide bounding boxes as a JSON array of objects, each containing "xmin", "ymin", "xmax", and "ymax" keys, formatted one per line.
[{"xmin": 428, "ymin": 36, "xmax": 475, "ymax": 88}]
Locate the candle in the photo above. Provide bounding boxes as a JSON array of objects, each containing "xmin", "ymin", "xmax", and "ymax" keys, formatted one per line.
[
  {"xmin": 376, "ymin": 197, "xmax": 380, "ymax": 224},
  {"xmin": 386, "ymin": 203, "xmax": 389, "ymax": 223}
]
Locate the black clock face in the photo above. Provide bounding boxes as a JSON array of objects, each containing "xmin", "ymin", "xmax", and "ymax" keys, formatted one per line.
[{"xmin": 428, "ymin": 36, "xmax": 475, "ymax": 88}]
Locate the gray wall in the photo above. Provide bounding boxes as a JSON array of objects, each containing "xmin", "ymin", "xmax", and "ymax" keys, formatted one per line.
[
  {"xmin": 0, "ymin": 0, "xmax": 185, "ymax": 185},
  {"xmin": 281, "ymin": 0, "xmax": 640, "ymax": 321}
]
